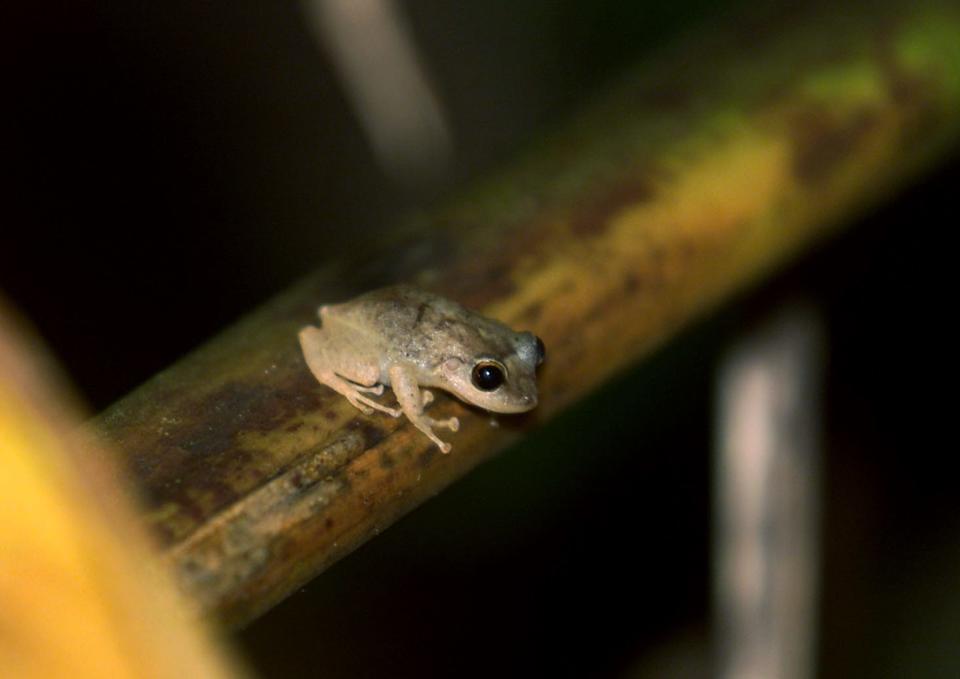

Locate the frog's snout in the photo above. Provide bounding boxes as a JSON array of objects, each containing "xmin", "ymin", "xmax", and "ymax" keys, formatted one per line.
[
  {"xmin": 489, "ymin": 386, "xmax": 537, "ymax": 413},
  {"xmin": 512, "ymin": 390, "xmax": 537, "ymax": 412}
]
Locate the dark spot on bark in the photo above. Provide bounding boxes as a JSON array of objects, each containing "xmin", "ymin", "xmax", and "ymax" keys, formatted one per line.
[
  {"xmin": 180, "ymin": 558, "xmax": 207, "ymax": 578},
  {"xmin": 175, "ymin": 385, "xmax": 264, "ymax": 456},
  {"xmin": 519, "ymin": 300, "xmax": 544, "ymax": 324},
  {"xmin": 418, "ymin": 447, "xmax": 437, "ymax": 469},
  {"xmin": 225, "ymin": 448, "xmax": 254, "ymax": 472},
  {"xmin": 325, "ymin": 517, "xmax": 335, "ymax": 529},
  {"xmin": 570, "ymin": 176, "xmax": 657, "ymax": 236},
  {"xmin": 379, "ymin": 452, "xmax": 396, "ymax": 470},
  {"xmin": 873, "ymin": 34, "xmax": 942, "ymax": 149},
  {"xmin": 790, "ymin": 106, "xmax": 879, "ymax": 186},
  {"xmin": 324, "ymin": 410, "xmax": 338, "ymax": 421},
  {"xmin": 887, "ymin": 70, "xmax": 933, "ymax": 115},
  {"xmin": 623, "ymin": 273, "xmax": 641, "ymax": 294},
  {"xmin": 290, "ymin": 472, "xmax": 304, "ymax": 489},
  {"xmin": 350, "ymin": 419, "xmax": 387, "ymax": 448},
  {"xmin": 415, "ymin": 302, "xmax": 428, "ymax": 325}
]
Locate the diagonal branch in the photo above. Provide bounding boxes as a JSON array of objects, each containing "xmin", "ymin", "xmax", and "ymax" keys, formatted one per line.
[{"xmin": 93, "ymin": 0, "xmax": 960, "ymax": 627}]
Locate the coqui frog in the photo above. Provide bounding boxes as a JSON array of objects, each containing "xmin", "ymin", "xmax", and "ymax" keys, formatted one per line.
[{"xmin": 299, "ymin": 285, "xmax": 545, "ymax": 452}]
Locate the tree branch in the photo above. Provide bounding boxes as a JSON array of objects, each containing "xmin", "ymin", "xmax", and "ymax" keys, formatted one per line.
[{"xmin": 93, "ymin": 0, "xmax": 960, "ymax": 627}]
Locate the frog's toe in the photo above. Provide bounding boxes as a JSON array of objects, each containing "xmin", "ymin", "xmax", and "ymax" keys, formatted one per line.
[
  {"xmin": 429, "ymin": 416, "xmax": 459, "ymax": 431},
  {"xmin": 421, "ymin": 390, "xmax": 434, "ymax": 406},
  {"xmin": 351, "ymin": 401, "xmax": 374, "ymax": 416}
]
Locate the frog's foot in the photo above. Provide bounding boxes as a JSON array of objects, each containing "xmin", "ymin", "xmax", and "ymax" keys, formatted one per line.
[
  {"xmin": 421, "ymin": 436, "xmax": 451, "ymax": 454},
  {"xmin": 418, "ymin": 391, "xmax": 457, "ymax": 432},
  {"xmin": 405, "ymin": 413, "xmax": 456, "ymax": 453},
  {"xmin": 428, "ymin": 415, "xmax": 459, "ymax": 432},
  {"xmin": 348, "ymin": 393, "xmax": 401, "ymax": 418},
  {"xmin": 389, "ymin": 366, "xmax": 461, "ymax": 453}
]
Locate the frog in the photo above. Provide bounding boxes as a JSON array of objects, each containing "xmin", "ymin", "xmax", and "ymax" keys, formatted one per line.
[{"xmin": 298, "ymin": 285, "xmax": 545, "ymax": 453}]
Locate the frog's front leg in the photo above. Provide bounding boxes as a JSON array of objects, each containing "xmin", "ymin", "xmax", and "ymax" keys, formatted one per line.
[
  {"xmin": 299, "ymin": 326, "xmax": 400, "ymax": 417},
  {"xmin": 388, "ymin": 365, "xmax": 460, "ymax": 453}
]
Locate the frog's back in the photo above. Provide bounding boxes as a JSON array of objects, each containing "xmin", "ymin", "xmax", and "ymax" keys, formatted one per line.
[
  {"xmin": 322, "ymin": 286, "xmax": 439, "ymax": 355},
  {"xmin": 326, "ymin": 285, "xmax": 425, "ymax": 330},
  {"xmin": 323, "ymin": 285, "xmax": 512, "ymax": 365}
]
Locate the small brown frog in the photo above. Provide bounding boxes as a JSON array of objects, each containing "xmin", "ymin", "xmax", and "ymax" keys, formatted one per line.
[{"xmin": 299, "ymin": 285, "xmax": 544, "ymax": 452}]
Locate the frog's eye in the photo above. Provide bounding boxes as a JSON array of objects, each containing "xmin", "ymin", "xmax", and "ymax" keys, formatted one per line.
[
  {"xmin": 472, "ymin": 361, "xmax": 505, "ymax": 391},
  {"xmin": 534, "ymin": 336, "xmax": 546, "ymax": 367}
]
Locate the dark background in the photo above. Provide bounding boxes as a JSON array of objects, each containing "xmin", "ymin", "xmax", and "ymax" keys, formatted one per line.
[
  {"xmin": 4, "ymin": 1, "xmax": 958, "ymax": 676},
  {"xmin": 3, "ymin": 0, "xmax": 738, "ymax": 409}
]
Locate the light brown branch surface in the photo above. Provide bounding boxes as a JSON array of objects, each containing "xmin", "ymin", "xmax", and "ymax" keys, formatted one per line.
[{"xmin": 94, "ymin": 1, "xmax": 960, "ymax": 627}]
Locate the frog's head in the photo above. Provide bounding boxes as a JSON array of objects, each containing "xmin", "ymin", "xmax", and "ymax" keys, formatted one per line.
[{"xmin": 440, "ymin": 332, "xmax": 545, "ymax": 413}]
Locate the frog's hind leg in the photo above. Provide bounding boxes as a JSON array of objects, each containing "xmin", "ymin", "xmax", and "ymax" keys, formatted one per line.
[
  {"xmin": 388, "ymin": 365, "xmax": 460, "ymax": 453},
  {"xmin": 299, "ymin": 326, "xmax": 400, "ymax": 417},
  {"xmin": 346, "ymin": 382, "xmax": 385, "ymax": 396},
  {"xmin": 315, "ymin": 307, "xmax": 385, "ymax": 396}
]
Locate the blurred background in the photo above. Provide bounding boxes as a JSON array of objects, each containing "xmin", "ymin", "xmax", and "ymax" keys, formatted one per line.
[{"xmin": 4, "ymin": 1, "xmax": 959, "ymax": 677}]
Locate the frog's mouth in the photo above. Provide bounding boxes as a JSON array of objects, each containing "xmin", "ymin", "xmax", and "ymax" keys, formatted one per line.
[{"xmin": 481, "ymin": 386, "xmax": 538, "ymax": 414}]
